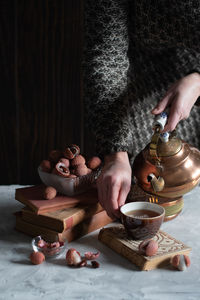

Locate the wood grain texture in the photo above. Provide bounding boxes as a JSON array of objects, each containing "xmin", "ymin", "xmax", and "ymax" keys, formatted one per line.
[
  {"xmin": 0, "ymin": 0, "xmax": 18, "ymax": 183},
  {"xmin": 98, "ymin": 225, "xmax": 192, "ymax": 271},
  {"xmin": 0, "ymin": 0, "xmax": 83, "ymax": 184},
  {"xmin": 16, "ymin": 0, "xmax": 83, "ymax": 184}
]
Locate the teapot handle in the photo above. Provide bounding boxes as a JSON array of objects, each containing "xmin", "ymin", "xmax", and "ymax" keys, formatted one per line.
[
  {"xmin": 153, "ymin": 112, "xmax": 168, "ymax": 131},
  {"xmin": 150, "ymin": 112, "xmax": 168, "ymax": 159}
]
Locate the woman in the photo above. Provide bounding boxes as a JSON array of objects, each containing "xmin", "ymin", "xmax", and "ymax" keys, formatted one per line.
[{"xmin": 83, "ymin": 0, "xmax": 200, "ymax": 218}]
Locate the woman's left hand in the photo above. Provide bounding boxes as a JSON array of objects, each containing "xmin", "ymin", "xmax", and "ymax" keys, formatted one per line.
[{"xmin": 151, "ymin": 72, "xmax": 200, "ymax": 132}]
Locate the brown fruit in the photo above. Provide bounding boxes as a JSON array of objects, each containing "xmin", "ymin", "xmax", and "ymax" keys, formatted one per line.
[
  {"xmin": 84, "ymin": 251, "xmax": 100, "ymax": 260},
  {"xmin": 40, "ymin": 160, "xmax": 52, "ymax": 173},
  {"xmin": 53, "ymin": 162, "xmax": 70, "ymax": 177},
  {"xmin": 171, "ymin": 254, "xmax": 191, "ymax": 271},
  {"xmin": 43, "ymin": 186, "xmax": 57, "ymax": 200},
  {"xmin": 30, "ymin": 251, "xmax": 45, "ymax": 265},
  {"xmin": 59, "ymin": 158, "xmax": 70, "ymax": 168},
  {"xmin": 48, "ymin": 150, "xmax": 62, "ymax": 163},
  {"xmin": 79, "ymin": 259, "xmax": 87, "ymax": 267},
  {"xmin": 87, "ymin": 168, "xmax": 92, "ymax": 174},
  {"xmin": 74, "ymin": 164, "xmax": 88, "ymax": 176},
  {"xmin": 63, "ymin": 144, "xmax": 80, "ymax": 160},
  {"xmin": 68, "ymin": 174, "xmax": 77, "ymax": 178},
  {"xmin": 71, "ymin": 155, "xmax": 86, "ymax": 167},
  {"xmin": 87, "ymin": 156, "xmax": 101, "ymax": 170},
  {"xmin": 139, "ymin": 239, "xmax": 158, "ymax": 256},
  {"xmin": 91, "ymin": 261, "xmax": 100, "ymax": 268}
]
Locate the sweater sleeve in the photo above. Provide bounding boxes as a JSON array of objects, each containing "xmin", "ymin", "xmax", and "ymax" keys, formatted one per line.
[{"xmin": 83, "ymin": 0, "xmax": 133, "ymax": 159}]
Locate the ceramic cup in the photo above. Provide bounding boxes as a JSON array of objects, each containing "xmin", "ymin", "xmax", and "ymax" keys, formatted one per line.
[{"xmin": 120, "ymin": 202, "xmax": 165, "ymax": 240}]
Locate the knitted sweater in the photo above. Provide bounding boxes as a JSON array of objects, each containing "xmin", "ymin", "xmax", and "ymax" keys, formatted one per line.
[{"xmin": 83, "ymin": 0, "xmax": 200, "ymax": 165}]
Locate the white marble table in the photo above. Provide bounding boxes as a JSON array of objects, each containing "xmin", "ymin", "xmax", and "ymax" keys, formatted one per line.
[{"xmin": 1, "ymin": 185, "xmax": 200, "ymax": 300}]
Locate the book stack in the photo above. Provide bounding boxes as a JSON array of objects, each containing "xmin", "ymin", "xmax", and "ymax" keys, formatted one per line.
[{"xmin": 14, "ymin": 185, "xmax": 114, "ymax": 242}]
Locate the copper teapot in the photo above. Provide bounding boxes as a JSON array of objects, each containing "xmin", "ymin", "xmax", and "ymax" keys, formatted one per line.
[{"xmin": 133, "ymin": 112, "xmax": 200, "ymax": 199}]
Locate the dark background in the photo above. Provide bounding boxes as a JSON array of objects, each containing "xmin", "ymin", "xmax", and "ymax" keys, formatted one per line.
[{"xmin": 0, "ymin": 0, "xmax": 94, "ymax": 184}]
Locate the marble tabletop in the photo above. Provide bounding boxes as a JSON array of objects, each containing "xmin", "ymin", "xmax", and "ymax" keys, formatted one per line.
[{"xmin": 1, "ymin": 185, "xmax": 200, "ymax": 300}]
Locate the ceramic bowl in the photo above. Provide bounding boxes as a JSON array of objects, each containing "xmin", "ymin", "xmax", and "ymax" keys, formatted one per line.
[
  {"xmin": 38, "ymin": 166, "xmax": 101, "ymax": 196},
  {"xmin": 120, "ymin": 202, "xmax": 165, "ymax": 240}
]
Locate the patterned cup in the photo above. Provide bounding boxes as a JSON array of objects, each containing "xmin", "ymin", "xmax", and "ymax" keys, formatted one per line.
[{"xmin": 120, "ymin": 202, "xmax": 165, "ymax": 240}]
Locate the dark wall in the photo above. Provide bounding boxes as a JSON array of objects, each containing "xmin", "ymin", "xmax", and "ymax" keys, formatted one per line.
[{"xmin": 0, "ymin": 0, "xmax": 91, "ymax": 184}]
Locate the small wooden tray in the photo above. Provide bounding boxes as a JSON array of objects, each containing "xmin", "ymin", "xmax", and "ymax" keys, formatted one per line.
[{"xmin": 98, "ymin": 225, "xmax": 191, "ymax": 271}]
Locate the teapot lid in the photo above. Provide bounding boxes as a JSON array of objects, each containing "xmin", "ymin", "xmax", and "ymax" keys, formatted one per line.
[
  {"xmin": 150, "ymin": 132, "xmax": 182, "ymax": 157},
  {"xmin": 149, "ymin": 112, "xmax": 182, "ymax": 159}
]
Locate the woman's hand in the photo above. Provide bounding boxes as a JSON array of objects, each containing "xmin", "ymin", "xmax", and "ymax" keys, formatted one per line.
[
  {"xmin": 151, "ymin": 73, "xmax": 200, "ymax": 132},
  {"xmin": 96, "ymin": 151, "xmax": 132, "ymax": 219}
]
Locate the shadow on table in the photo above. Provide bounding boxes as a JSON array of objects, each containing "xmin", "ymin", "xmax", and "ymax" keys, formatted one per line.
[
  {"xmin": 0, "ymin": 200, "xmax": 31, "ymax": 247},
  {"xmin": 63, "ymin": 230, "xmax": 175, "ymax": 272},
  {"xmin": 11, "ymin": 258, "xmax": 31, "ymax": 265},
  {"xmin": 1, "ymin": 202, "xmax": 35, "ymax": 265},
  {"xmin": 62, "ymin": 231, "xmax": 139, "ymax": 271}
]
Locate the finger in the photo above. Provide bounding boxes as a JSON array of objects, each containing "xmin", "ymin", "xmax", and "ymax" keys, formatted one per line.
[
  {"xmin": 105, "ymin": 210, "xmax": 117, "ymax": 220},
  {"xmin": 162, "ymin": 110, "xmax": 180, "ymax": 132},
  {"xmin": 96, "ymin": 178, "xmax": 104, "ymax": 208},
  {"xmin": 118, "ymin": 183, "xmax": 131, "ymax": 208},
  {"xmin": 101, "ymin": 181, "xmax": 109, "ymax": 210},
  {"xmin": 107, "ymin": 181, "xmax": 121, "ymax": 218},
  {"xmin": 151, "ymin": 93, "xmax": 172, "ymax": 115}
]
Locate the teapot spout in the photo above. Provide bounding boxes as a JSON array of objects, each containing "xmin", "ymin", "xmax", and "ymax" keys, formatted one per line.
[{"xmin": 148, "ymin": 173, "xmax": 165, "ymax": 192}]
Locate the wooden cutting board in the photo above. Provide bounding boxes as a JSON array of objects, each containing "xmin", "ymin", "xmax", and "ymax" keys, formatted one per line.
[{"xmin": 98, "ymin": 225, "xmax": 192, "ymax": 271}]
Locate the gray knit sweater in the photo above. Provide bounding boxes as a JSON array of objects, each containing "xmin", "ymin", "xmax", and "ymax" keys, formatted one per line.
[{"xmin": 83, "ymin": 0, "xmax": 200, "ymax": 165}]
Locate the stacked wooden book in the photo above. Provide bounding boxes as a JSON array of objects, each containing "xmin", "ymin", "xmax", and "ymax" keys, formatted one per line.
[{"xmin": 14, "ymin": 185, "xmax": 114, "ymax": 242}]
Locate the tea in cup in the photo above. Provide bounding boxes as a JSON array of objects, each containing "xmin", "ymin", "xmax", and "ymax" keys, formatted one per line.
[{"xmin": 120, "ymin": 202, "xmax": 165, "ymax": 240}]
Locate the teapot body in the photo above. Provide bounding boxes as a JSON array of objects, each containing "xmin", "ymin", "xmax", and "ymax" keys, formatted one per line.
[{"xmin": 133, "ymin": 141, "xmax": 200, "ymax": 198}]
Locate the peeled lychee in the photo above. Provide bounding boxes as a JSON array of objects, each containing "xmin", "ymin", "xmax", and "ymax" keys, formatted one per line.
[
  {"xmin": 52, "ymin": 162, "xmax": 70, "ymax": 177},
  {"xmin": 59, "ymin": 158, "xmax": 70, "ymax": 168},
  {"xmin": 66, "ymin": 248, "xmax": 81, "ymax": 266},
  {"xmin": 171, "ymin": 254, "xmax": 191, "ymax": 271}
]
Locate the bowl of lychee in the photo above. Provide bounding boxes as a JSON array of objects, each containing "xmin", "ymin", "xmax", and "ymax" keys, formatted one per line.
[
  {"xmin": 38, "ymin": 144, "xmax": 102, "ymax": 196},
  {"xmin": 31, "ymin": 236, "xmax": 66, "ymax": 262}
]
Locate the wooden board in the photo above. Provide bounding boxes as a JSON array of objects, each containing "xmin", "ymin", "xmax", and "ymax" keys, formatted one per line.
[
  {"xmin": 15, "ymin": 185, "xmax": 98, "ymax": 214},
  {"xmin": 98, "ymin": 225, "xmax": 192, "ymax": 271}
]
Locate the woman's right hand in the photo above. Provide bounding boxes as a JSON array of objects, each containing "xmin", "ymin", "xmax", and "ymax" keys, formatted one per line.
[
  {"xmin": 96, "ymin": 151, "xmax": 132, "ymax": 219},
  {"xmin": 151, "ymin": 72, "xmax": 200, "ymax": 132}
]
